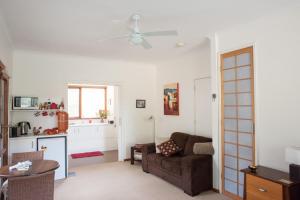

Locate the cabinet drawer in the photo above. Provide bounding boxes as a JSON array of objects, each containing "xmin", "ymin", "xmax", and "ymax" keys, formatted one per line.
[{"xmin": 246, "ymin": 174, "xmax": 283, "ymax": 200}]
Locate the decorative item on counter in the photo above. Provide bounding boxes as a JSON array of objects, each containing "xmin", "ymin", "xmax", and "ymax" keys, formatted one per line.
[
  {"xmin": 43, "ymin": 102, "xmax": 49, "ymax": 110},
  {"xmin": 50, "ymin": 103, "xmax": 58, "ymax": 110},
  {"xmin": 58, "ymin": 101, "xmax": 65, "ymax": 110},
  {"xmin": 248, "ymin": 165, "xmax": 257, "ymax": 173},
  {"xmin": 34, "ymin": 111, "xmax": 41, "ymax": 117},
  {"xmin": 47, "ymin": 99, "xmax": 51, "ymax": 108},
  {"xmin": 99, "ymin": 110, "xmax": 108, "ymax": 123},
  {"xmin": 43, "ymin": 128, "xmax": 59, "ymax": 135},
  {"xmin": 33, "ymin": 126, "xmax": 42, "ymax": 135},
  {"xmin": 49, "ymin": 111, "xmax": 55, "ymax": 117},
  {"xmin": 38, "ymin": 103, "xmax": 43, "ymax": 110},
  {"xmin": 42, "ymin": 111, "xmax": 48, "ymax": 116},
  {"xmin": 57, "ymin": 111, "xmax": 68, "ymax": 133}
]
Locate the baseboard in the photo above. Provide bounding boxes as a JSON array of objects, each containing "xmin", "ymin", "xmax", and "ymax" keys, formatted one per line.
[{"xmin": 212, "ymin": 188, "xmax": 220, "ymax": 193}]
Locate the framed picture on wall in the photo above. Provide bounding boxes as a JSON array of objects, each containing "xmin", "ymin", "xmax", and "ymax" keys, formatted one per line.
[
  {"xmin": 136, "ymin": 99, "xmax": 146, "ymax": 108},
  {"xmin": 164, "ymin": 83, "xmax": 179, "ymax": 115}
]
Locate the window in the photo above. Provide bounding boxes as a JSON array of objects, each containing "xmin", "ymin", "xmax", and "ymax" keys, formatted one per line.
[{"xmin": 68, "ymin": 86, "xmax": 107, "ymax": 119}]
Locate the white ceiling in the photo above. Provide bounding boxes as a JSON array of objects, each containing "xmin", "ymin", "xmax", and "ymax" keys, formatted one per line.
[{"xmin": 0, "ymin": 0, "xmax": 298, "ymax": 63}]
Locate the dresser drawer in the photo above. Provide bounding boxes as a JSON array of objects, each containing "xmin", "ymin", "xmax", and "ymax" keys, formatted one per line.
[{"xmin": 246, "ymin": 174, "xmax": 283, "ymax": 200}]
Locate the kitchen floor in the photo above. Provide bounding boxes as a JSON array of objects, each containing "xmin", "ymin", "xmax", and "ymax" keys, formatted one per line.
[{"xmin": 68, "ymin": 150, "xmax": 118, "ymax": 168}]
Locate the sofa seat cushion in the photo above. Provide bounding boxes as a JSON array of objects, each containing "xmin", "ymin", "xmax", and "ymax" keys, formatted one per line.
[
  {"xmin": 184, "ymin": 135, "xmax": 212, "ymax": 155},
  {"xmin": 161, "ymin": 156, "xmax": 182, "ymax": 176},
  {"xmin": 147, "ymin": 153, "xmax": 167, "ymax": 167}
]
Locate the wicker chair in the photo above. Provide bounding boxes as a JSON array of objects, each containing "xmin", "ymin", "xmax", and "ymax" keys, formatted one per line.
[
  {"xmin": 12, "ymin": 151, "xmax": 44, "ymax": 164},
  {"xmin": 1, "ymin": 151, "xmax": 45, "ymax": 200},
  {"xmin": 7, "ymin": 171, "xmax": 55, "ymax": 200}
]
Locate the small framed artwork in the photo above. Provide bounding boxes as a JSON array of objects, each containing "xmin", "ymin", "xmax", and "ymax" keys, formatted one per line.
[
  {"xmin": 136, "ymin": 99, "xmax": 146, "ymax": 108},
  {"xmin": 164, "ymin": 82, "xmax": 179, "ymax": 115}
]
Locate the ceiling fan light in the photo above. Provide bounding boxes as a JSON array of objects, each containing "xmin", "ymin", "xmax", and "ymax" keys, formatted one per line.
[
  {"xmin": 130, "ymin": 37, "xmax": 143, "ymax": 45},
  {"xmin": 176, "ymin": 42, "xmax": 185, "ymax": 47}
]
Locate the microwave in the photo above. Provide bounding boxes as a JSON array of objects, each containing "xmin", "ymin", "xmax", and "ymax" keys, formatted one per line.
[{"xmin": 12, "ymin": 96, "xmax": 39, "ymax": 110}]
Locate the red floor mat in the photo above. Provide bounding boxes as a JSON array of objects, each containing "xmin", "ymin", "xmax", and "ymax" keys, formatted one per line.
[{"xmin": 71, "ymin": 151, "xmax": 104, "ymax": 159}]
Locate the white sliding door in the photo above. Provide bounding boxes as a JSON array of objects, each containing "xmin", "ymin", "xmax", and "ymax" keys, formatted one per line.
[{"xmin": 221, "ymin": 46, "xmax": 255, "ymax": 199}]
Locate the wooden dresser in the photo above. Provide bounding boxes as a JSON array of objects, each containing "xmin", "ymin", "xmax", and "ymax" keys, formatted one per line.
[{"xmin": 241, "ymin": 166, "xmax": 300, "ymax": 200}]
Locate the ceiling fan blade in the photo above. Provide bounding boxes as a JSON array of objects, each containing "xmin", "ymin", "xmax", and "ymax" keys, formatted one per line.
[
  {"xmin": 141, "ymin": 39, "xmax": 152, "ymax": 49},
  {"xmin": 98, "ymin": 34, "xmax": 130, "ymax": 43},
  {"xmin": 142, "ymin": 30, "xmax": 178, "ymax": 37}
]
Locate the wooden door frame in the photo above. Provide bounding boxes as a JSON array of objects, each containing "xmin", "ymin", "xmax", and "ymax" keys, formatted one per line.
[
  {"xmin": 0, "ymin": 60, "xmax": 9, "ymax": 166},
  {"xmin": 220, "ymin": 46, "xmax": 255, "ymax": 200}
]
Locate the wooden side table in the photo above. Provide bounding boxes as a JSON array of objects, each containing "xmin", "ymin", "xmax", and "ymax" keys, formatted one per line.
[
  {"xmin": 241, "ymin": 166, "xmax": 300, "ymax": 200},
  {"xmin": 130, "ymin": 144, "xmax": 144, "ymax": 165}
]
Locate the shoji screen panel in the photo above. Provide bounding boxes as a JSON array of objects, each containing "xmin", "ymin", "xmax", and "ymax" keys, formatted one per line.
[{"xmin": 221, "ymin": 47, "xmax": 255, "ymax": 199}]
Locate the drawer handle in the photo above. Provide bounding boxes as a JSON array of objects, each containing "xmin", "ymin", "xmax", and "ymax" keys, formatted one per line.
[{"xmin": 258, "ymin": 188, "xmax": 267, "ymax": 192}]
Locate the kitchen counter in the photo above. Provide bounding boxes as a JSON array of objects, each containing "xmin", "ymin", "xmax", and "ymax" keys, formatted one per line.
[
  {"xmin": 69, "ymin": 123, "xmax": 111, "ymax": 127},
  {"xmin": 9, "ymin": 133, "xmax": 68, "ymax": 140}
]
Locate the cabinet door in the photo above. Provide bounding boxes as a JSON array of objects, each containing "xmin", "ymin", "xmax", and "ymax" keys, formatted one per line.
[
  {"xmin": 67, "ymin": 127, "xmax": 76, "ymax": 154},
  {"xmin": 9, "ymin": 138, "xmax": 36, "ymax": 155},
  {"xmin": 102, "ymin": 125, "xmax": 118, "ymax": 151},
  {"xmin": 37, "ymin": 137, "xmax": 66, "ymax": 180}
]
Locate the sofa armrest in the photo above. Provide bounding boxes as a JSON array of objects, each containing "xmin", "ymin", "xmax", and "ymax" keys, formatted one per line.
[
  {"xmin": 142, "ymin": 143, "xmax": 156, "ymax": 155},
  {"xmin": 181, "ymin": 155, "xmax": 213, "ymax": 196},
  {"xmin": 141, "ymin": 143, "xmax": 156, "ymax": 172}
]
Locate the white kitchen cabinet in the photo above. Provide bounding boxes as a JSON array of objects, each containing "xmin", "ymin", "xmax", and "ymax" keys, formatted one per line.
[
  {"xmin": 37, "ymin": 136, "xmax": 67, "ymax": 180},
  {"xmin": 68, "ymin": 124, "xmax": 118, "ymax": 154},
  {"xmin": 9, "ymin": 137, "xmax": 36, "ymax": 156}
]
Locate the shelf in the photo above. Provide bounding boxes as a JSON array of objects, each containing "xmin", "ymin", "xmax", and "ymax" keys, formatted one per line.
[{"xmin": 10, "ymin": 109, "xmax": 59, "ymax": 112}]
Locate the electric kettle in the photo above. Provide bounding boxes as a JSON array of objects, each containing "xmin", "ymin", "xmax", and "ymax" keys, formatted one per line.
[{"xmin": 17, "ymin": 121, "xmax": 31, "ymax": 135}]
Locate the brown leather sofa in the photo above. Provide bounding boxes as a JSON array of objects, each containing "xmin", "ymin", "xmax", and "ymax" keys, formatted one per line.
[{"xmin": 142, "ymin": 132, "xmax": 213, "ymax": 196}]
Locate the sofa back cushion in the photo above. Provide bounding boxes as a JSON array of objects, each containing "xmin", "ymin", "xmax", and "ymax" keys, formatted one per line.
[
  {"xmin": 170, "ymin": 132, "xmax": 190, "ymax": 155},
  {"xmin": 184, "ymin": 135, "xmax": 212, "ymax": 155}
]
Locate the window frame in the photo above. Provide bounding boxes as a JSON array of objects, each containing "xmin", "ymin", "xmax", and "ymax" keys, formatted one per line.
[{"xmin": 68, "ymin": 85, "xmax": 107, "ymax": 120}]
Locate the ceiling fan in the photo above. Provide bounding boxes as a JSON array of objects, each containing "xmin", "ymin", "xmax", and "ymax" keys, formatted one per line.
[{"xmin": 100, "ymin": 14, "xmax": 178, "ymax": 49}]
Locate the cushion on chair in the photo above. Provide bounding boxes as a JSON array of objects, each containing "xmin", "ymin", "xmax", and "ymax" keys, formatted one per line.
[
  {"xmin": 184, "ymin": 135, "xmax": 212, "ymax": 155},
  {"xmin": 155, "ymin": 136, "xmax": 169, "ymax": 153},
  {"xmin": 157, "ymin": 139, "xmax": 181, "ymax": 157},
  {"xmin": 193, "ymin": 142, "xmax": 214, "ymax": 155}
]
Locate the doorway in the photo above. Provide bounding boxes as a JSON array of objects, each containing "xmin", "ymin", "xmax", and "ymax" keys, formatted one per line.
[
  {"xmin": 220, "ymin": 46, "xmax": 255, "ymax": 199},
  {"xmin": 67, "ymin": 84, "xmax": 121, "ymax": 168},
  {"xmin": 0, "ymin": 60, "xmax": 9, "ymax": 166}
]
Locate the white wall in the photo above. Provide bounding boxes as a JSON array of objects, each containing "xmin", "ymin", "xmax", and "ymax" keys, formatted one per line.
[
  {"xmin": 155, "ymin": 41, "xmax": 211, "ymax": 137},
  {"xmin": 12, "ymin": 50, "xmax": 156, "ymax": 159},
  {"xmin": 215, "ymin": 4, "xmax": 300, "ymax": 172}
]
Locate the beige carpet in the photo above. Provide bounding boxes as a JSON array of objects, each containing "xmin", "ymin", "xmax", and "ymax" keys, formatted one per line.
[{"xmin": 55, "ymin": 162, "xmax": 230, "ymax": 200}]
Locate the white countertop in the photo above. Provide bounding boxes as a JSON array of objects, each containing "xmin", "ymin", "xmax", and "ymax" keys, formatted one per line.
[
  {"xmin": 10, "ymin": 133, "xmax": 68, "ymax": 140},
  {"xmin": 69, "ymin": 123, "xmax": 111, "ymax": 127}
]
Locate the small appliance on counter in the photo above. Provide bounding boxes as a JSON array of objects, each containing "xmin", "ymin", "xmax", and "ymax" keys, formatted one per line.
[
  {"xmin": 17, "ymin": 121, "xmax": 31, "ymax": 135},
  {"xmin": 10, "ymin": 126, "xmax": 21, "ymax": 138},
  {"xmin": 12, "ymin": 96, "xmax": 39, "ymax": 110}
]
